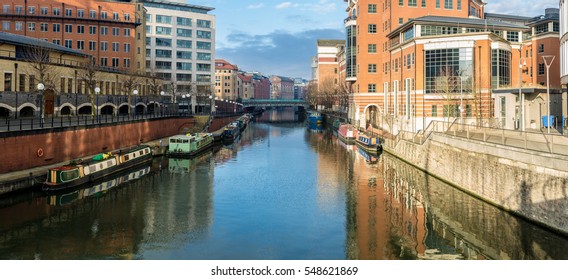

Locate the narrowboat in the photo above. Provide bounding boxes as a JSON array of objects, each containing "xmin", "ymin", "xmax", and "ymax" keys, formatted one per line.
[
  {"xmin": 167, "ymin": 133, "xmax": 214, "ymax": 157},
  {"xmin": 337, "ymin": 124, "xmax": 358, "ymax": 144},
  {"xmin": 308, "ymin": 111, "xmax": 323, "ymax": 125},
  {"xmin": 221, "ymin": 122, "xmax": 241, "ymax": 142},
  {"xmin": 43, "ymin": 145, "xmax": 152, "ymax": 191},
  {"xmin": 355, "ymin": 133, "xmax": 382, "ymax": 154}
]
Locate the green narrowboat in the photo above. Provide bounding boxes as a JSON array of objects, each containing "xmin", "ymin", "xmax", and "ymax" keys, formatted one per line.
[{"xmin": 167, "ymin": 133, "xmax": 214, "ymax": 157}]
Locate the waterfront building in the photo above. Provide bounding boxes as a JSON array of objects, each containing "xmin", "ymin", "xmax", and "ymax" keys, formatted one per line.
[
  {"xmin": 561, "ymin": 0, "xmax": 568, "ymax": 114},
  {"xmin": 343, "ymin": 0, "xmax": 561, "ymax": 133},
  {"xmin": 312, "ymin": 39, "xmax": 345, "ymax": 111},
  {"xmin": 0, "ymin": 32, "xmax": 157, "ymax": 118},
  {"xmin": 142, "ymin": 0, "xmax": 215, "ymax": 107},
  {"xmin": 270, "ymin": 76, "xmax": 294, "ymax": 100},
  {"xmin": 0, "ymin": 0, "xmax": 145, "ymax": 73},
  {"xmin": 236, "ymin": 72, "xmax": 253, "ymax": 100},
  {"xmin": 247, "ymin": 72, "xmax": 271, "ymax": 99},
  {"xmin": 294, "ymin": 78, "xmax": 308, "ymax": 100},
  {"xmin": 214, "ymin": 59, "xmax": 238, "ymax": 100}
]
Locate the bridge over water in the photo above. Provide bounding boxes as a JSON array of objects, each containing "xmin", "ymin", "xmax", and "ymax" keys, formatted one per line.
[{"xmin": 241, "ymin": 99, "xmax": 309, "ymax": 108}]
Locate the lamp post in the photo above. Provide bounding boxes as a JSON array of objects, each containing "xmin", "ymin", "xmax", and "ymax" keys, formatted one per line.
[
  {"xmin": 37, "ymin": 83, "xmax": 44, "ymax": 128},
  {"xmin": 543, "ymin": 55, "xmax": 555, "ymax": 134},
  {"xmin": 95, "ymin": 86, "xmax": 100, "ymax": 123},
  {"xmin": 160, "ymin": 91, "xmax": 165, "ymax": 116},
  {"xmin": 133, "ymin": 89, "xmax": 138, "ymax": 118},
  {"xmin": 209, "ymin": 95, "xmax": 213, "ymax": 114},
  {"xmin": 519, "ymin": 57, "xmax": 527, "ymax": 131}
]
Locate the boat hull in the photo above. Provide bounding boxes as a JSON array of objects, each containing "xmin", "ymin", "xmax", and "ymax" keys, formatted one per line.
[{"xmin": 167, "ymin": 140, "xmax": 216, "ymax": 158}]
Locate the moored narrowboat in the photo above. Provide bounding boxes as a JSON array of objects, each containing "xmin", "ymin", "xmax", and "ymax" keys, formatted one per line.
[
  {"xmin": 44, "ymin": 145, "xmax": 152, "ymax": 191},
  {"xmin": 221, "ymin": 122, "xmax": 241, "ymax": 142},
  {"xmin": 337, "ymin": 124, "xmax": 358, "ymax": 144},
  {"xmin": 167, "ymin": 133, "xmax": 214, "ymax": 157},
  {"xmin": 308, "ymin": 111, "xmax": 323, "ymax": 125},
  {"xmin": 355, "ymin": 133, "xmax": 382, "ymax": 154}
]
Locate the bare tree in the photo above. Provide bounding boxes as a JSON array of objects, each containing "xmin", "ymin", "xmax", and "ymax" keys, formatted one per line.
[
  {"xmin": 77, "ymin": 59, "xmax": 99, "ymax": 116},
  {"xmin": 432, "ymin": 66, "xmax": 461, "ymax": 123},
  {"xmin": 121, "ymin": 71, "xmax": 140, "ymax": 115},
  {"xmin": 23, "ymin": 45, "xmax": 63, "ymax": 118}
]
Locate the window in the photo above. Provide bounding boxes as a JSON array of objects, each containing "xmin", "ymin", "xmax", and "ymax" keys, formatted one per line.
[
  {"xmin": 123, "ymin": 58, "xmax": 130, "ymax": 68},
  {"xmin": 124, "ymin": 28, "xmax": 131, "ymax": 37},
  {"xmin": 112, "ymin": 27, "xmax": 119, "ymax": 36},
  {"xmin": 113, "ymin": 12, "xmax": 119, "ymax": 20},
  {"xmin": 65, "ymin": 8, "xmax": 72, "ymax": 17},
  {"xmin": 457, "ymin": 0, "xmax": 462, "ymax": 10},
  {"xmin": 436, "ymin": 0, "xmax": 440, "ymax": 8},
  {"xmin": 368, "ymin": 4, "xmax": 377, "ymax": 13},
  {"xmin": 196, "ymin": 41, "xmax": 211, "ymax": 50},
  {"xmin": 176, "ymin": 62, "xmax": 192, "ymax": 70},
  {"xmin": 368, "ymin": 24, "xmax": 377, "ymax": 33},
  {"xmin": 408, "ymin": 0, "xmax": 417, "ymax": 7},
  {"xmin": 64, "ymin": 24, "xmax": 72, "ymax": 33},
  {"xmin": 155, "ymin": 49, "xmax": 172, "ymax": 58},
  {"xmin": 15, "ymin": 6, "xmax": 22, "ymax": 14},
  {"xmin": 89, "ymin": 10, "xmax": 96, "ymax": 19},
  {"xmin": 538, "ymin": 44, "xmax": 544, "ymax": 53},
  {"xmin": 65, "ymin": 39, "xmax": 72, "ymax": 48},
  {"xmin": 40, "ymin": 7, "xmax": 48, "ymax": 15},
  {"xmin": 101, "ymin": 11, "xmax": 107, "ymax": 19},
  {"xmin": 399, "ymin": 18, "xmax": 404, "ymax": 25},
  {"xmin": 112, "ymin": 58, "xmax": 119, "ymax": 67},
  {"xmin": 368, "ymin": 84, "xmax": 376, "ymax": 93},
  {"xmin": 399, "ymin": 0, "xmax": 404, "ymax": 6},
  {"xmin": 101, "ymin": 42, "xmax": 108, "ymax": 51},
  {"xmin": 196, "ymin": 30, "xmax": 211, "ymax": 38},
  {"xmin": 491, "ymin": 49, "xmax": 512, "ymax": 88},
  {"xmin": 125, "ymin": 14, "xmax": 130, "ymax": 21},
  {"xmin": 156, "ymin": 26, "xmax": 171, "ymax": 35},
  {"xmin": 77, "ymin": 25, "xmax": 84, "ymax": 34},
  {"xmin": 156, "ymin": 61, "xmax": 172, "ymax": 69},
  {"xmin": 156, "ymin": 15, "xmax": 171, "ymax": 24},
  {"xmin": 3, "ymin": 5, "xmax": 10, "ymax": 13},
  {"xmin": 28, "ymin": 6, "xmax": 35, "ymax": 15},
  {"xmin": 432, "ymin": 105, "xmax": 438, "ymax": 117},
  {"xmin": 78, "ymin": 9, "xmax": 84, "ymax": 18},
  {"xmin": 77, "ymin": 40, "xmax": 84, "ymax": 50},
  {"xmin": 368, "ymin": 44, "xmax": 377, "ymax": 53},
  {"xmin": 101, "ymin": 26, "xmax": 108, "ymax": 35},
  {"xmin": 177, "ymin": 17, "xmax": 192, "ymax": 26},
  {"xmin": 444, "ymin": 0, "xmax": 453, "ymax": 9},
  {"xmin": 124, "ymin": 43, "xmax": 130, "ymax": 53},
  {"xmin": 176, "ymin": 51, "xmax": 192, "ymax": 59},
  {"xmin": 535, "ymin": 23, "xmax": 548, "ymax": 34},
  {"xmin": 89, "ymin": 41, "xmax": 97, "ymax": 51},
  {"xmin": 368, "ymin": 64, "xmax": 377, "ymax": 73},
  {"xmin": 112, "ymin": 42, "xmax": 119, "ymax": 52},
  {"xmin": 538, "ymin": 63, "xmax": 545, "ymax": 75},
  {"xmin": 425, "ymin": 48, "xmax": 473, "ymax": 94},
  {"xmin": 28, "ymin": 22, "xmax": 35, "ymax": 31},
  {"xmin": 40, "ymin": 23, "xmax": 47, "ymax": 32},
  {"xmin": 89, "ymin": 26, "xmax": 96, "ymax": 34},
  {"xmin": 156, "ymin": 38, "xmax": 171, "ymax": 47},
  {"xmin": 100, "ymin": 57, "xmax": 107, "ymax": 66},
  {"xmin": 196, "ymin": 19, "xmax": 211, "ymax": 28},
  {"xmin": 177, "ymin": 39, "xmax": 192, "ymax": 48},
  {"xmin": 146, "ymin": 14, "xmax": 152, "ymax": 22},
  {"xmin": 52, "ymin": 39, "xmax": 60, "ymax": 45},
  {"xmin": 177, "ymin": 28, "xmax": 192, "ymax": 37},
  {"xmin": 196, "ymin": 52, "xmax": 211, "ymax": 60},
  {"xmin": 15, "ymin": 22, "xmax": 22, "ymax": 31},
  {"xmin": 2, "ymin": 21, "xmax": 9, "ymax": 31},
  {"xmin": 196, "ymin": 64, "xmax": 210, "ymax": 71},
  {"xmin": 506, "ymin": 31, "xmax": 518, "ymax": 42},
  {"xmin": 422, "ymin": 0, "xmax": 427, "ymax": 7}
]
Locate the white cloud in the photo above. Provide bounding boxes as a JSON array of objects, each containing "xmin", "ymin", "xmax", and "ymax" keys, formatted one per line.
[
  {"xmin": 485, "ymin": 0, "xmax": 558, "ymax": 16},
  {"xmin": 247, "ymin": 3, "xmax": 264, "ymax": 9},
  {"xmin": 276, "ymin": 2, "xmax": 298, "ymax": 9}
]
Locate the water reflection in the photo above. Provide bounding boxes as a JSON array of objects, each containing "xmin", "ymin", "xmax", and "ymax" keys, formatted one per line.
[{"xmin": 0, "ymin": 109, "xmax": 567, "ymax": 259}]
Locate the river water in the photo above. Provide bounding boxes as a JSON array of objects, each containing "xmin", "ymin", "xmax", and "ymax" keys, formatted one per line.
[{"xmin": 1, "ymin": 109, "xmax": 568, "ymax": 260}]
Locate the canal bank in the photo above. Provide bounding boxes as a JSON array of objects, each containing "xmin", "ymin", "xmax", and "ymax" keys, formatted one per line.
[
  {"xmin": 0, "ymin": 115, "xmax": 241, "ymax": 195},
  {"xmin": 382, "ymin": 125, "xmax": 568, "ymax": 236}
]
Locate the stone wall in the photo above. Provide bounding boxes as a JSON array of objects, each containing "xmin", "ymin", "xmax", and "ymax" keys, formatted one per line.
[{"xmin": 384, "ymin": 133, "xmax": 568, "ymax": 235}]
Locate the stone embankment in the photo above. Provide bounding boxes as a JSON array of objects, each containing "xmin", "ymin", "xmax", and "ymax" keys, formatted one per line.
[{"xmin": 383, "ymin": 126, "xmax": 568, "ymax": 236}]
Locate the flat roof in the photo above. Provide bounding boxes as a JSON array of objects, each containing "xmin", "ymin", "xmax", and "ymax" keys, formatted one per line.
[{"xmin": 140, "ymin": 0, "xmax": 214, "ymax": 13}]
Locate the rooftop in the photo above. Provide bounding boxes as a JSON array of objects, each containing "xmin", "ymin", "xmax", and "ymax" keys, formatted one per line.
[
  {"xmin": 139, "ymin": 0, "xmax": 214, "ymax": 13},
  {"xmin": 317, "ymin": 39, "xmax": 346, "ymax": 47},
  {"xmin": 0, "ymin": 32, "xmax": 88, "ymax": 57}
]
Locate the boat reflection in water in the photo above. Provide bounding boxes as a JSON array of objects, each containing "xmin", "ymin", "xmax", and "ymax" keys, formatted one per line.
[
  {"xmin": 168, "ymin": 146, "xmax": 219, "ymax": 173},
  {"xmin": 46, "ymin": 164, "xmax": 152, "ymax": 206}
]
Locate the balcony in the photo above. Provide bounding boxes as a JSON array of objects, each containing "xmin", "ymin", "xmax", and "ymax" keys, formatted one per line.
[{"xmin": 344, "ymin": 15, "xmax": 356, "ymax": 27}]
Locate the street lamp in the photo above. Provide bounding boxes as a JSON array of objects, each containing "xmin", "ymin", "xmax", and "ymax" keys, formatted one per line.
[
  {"xmin": 519, "ymin": 57, "xmax": 527, "ymax": 131},
  {"xmin": 37, "ymin": 83, "xmax": 44, "ymax": 128},
  {"xmin": 95, "ymin": 86, "xmax": 100, "ymax": 123},
  {"xmin": 160, "ymin": 91, "xmax": 165, "ymax": 116},
  {"xmin": 133, "ymin": 89, "xmax": 138, "ymax": 118},
  {"xmin": 209, "ymin": 95, "xmax": 213, "ymax": 114},
  {"xmin": 543, "ymin": 55, "xmax": 555, "ymax": 134}
]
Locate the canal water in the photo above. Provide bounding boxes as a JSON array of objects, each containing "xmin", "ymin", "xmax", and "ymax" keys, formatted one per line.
[{"xmin": 1, "ymin": 109, "xmax": 568, "ymax": 260}]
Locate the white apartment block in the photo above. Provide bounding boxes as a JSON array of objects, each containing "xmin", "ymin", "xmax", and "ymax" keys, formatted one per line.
[{"xmin": 142, "ymin": 0, "xmax": 215, "ymax": 101}]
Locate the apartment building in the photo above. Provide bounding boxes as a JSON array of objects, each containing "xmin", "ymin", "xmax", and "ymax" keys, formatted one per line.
[
  {"xmin": 247, "ymin": 72, "xmax": 271, "ymax": 99},
  {"xmin": 142, "ymin": 0, "xmax": 215, "ymax": 100},
  {"xmin": 560, "ymin": 0, "xmax": 568, "ymax": 95},
  {"xmin": 344, "ymin": 0, "xmax": 561, "ymax": 133},
  {"xmin": 0, "ymin": 0, "xmax": 145, "ymax": 72},
  {"xmin": 270, "ymin": 76, "xmax": 294, "ymax": 99},
  {"xmin": 236, "ymin": 72, "xmax": 253, "ymax": 100},
  {"xmin": 214, "ymin": 59, "xmax": 238, "ymax": 100}
]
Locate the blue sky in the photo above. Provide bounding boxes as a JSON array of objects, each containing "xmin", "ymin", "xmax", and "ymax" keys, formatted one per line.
[{"xmin": 185, "ymin": 0, "xmax": 559, "ymax": 79}]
